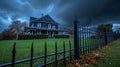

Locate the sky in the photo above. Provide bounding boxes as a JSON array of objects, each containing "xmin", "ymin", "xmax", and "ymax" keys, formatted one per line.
[{"xmin": 0, "ymin": 0, "xmax": 120, "ymax": 32}]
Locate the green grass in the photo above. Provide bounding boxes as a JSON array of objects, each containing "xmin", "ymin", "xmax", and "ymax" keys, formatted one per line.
[
  {"xmin": 0, "ymin": 38, "xmax": 105, "ymax": 67},
  {"xmin": 0, "ymin": 38, "xmax": 74, "ymax": 67},
  {"xmin": 96, "ymin": 39, "xmax": 120, "ymax": 67}
]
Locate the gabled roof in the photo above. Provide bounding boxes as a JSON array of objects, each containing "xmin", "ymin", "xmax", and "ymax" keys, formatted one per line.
[{"xmin": 30, "ymin": 15, "xmax": 59, "ymax": 25}]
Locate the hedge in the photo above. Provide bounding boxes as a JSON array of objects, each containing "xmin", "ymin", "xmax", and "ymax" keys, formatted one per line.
[
  {"xmin": 90, "ymin": 36, "xmax": 96, "ymax": 39},
  {"xmin": 54, "ymin": 34, "xmax": 69, "ymax": 38},
  {"xmin": 0, "ymin": 34, "xmax": 2, "ymax": 41},
  {"xmin": 18, "ymin": 34, "xmax": 48, "ymax": 40}
]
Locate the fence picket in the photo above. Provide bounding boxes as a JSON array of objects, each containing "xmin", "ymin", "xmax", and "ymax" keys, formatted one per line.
[
  {"xmin": 55, "ymin": 41, "xmax": 57, "ymax": 67},
  {"xmin": 12, "ymin": 42, "xmax": 16, "ymax": 67},
  {"xmin": 44, "ymin": 42, "xmax": 47, "ymax": 67},
  {"xmin": 30, "ymin": 42, "xmax": 33, "ymax": 67},
  {"xmin": 63, "ymin": 41, "xmax": 66, "ymax": 66},
  {"xmin": 69, "ymin": 41, "xmax": 72, "ymax": 63}
]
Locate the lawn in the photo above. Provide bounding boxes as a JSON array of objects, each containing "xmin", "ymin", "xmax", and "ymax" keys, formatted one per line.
[
  {"xmin": 0, "ymin": 38, "xmax": 74, "ymax": 67},
  {"xmin": 0, "ymin": 38, "xmax": 104, "ymax": 67},
  {"xmin": 96, "ymin": 39, "xmax": 120, "ymax": 67}
]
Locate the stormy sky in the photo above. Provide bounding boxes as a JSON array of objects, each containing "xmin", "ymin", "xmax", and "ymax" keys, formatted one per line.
[{"xmin": 0, "ymin": 0, "xmax": 120, "ymax": 32}]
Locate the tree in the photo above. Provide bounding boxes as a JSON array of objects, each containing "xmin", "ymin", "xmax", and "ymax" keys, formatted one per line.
[
  {"xmin": 8, "ymin": 20, "xmax": 28, "ymax": 40},
  {"xmin": 97, "ymin": 24, "xmax": 113, "ymax": 32}
]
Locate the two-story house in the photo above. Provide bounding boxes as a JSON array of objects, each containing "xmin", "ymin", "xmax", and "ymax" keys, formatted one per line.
[{"xmin": 24, "ymin": 15, "xmax": 60, "ymax": 38}]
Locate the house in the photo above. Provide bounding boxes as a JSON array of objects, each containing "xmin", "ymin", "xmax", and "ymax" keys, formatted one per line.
[{"xmin": 24, "ymin": 15, "xmax": 64, "ymax": 38}]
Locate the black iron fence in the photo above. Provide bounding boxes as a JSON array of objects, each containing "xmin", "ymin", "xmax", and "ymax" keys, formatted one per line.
[
  {"xmin": 0, "ymin": 41, "xmax": 75, "ymax": 67},
  {"xmin": 0, "ymin": 17, "xmax": 120, "ymax": 67},
  {"xmin": 73, "ymin": 17, "xmax": 120, "ymax": 59}
]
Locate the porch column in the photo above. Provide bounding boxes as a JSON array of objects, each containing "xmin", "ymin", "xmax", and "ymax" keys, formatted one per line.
[
  {"xmin": 52, "ymin": 31, "xmax": 54, "ymax": 37},
  {"xmin": 39, "ymin": 30, "xmax": 41, "ymax": 34},
  {"xmin": 47, "ymin": 31, "xmax": 48, "ymax": 35},
  {"xmin": 31, "ymin": 30, "xmax": 33, "ymax": 35}
]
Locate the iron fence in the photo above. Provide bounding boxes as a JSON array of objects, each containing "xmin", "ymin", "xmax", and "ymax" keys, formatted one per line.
[
  {"xmin": 0, "ymin": 41, "xmax": 75, "ymax": 67},
  {"xmin": 0, "ymin": 17, "xmax": 120, "ymax": 67},
  {"xmin": 73, "ymin": 16, "xmax": 120, "ymax": 59}
]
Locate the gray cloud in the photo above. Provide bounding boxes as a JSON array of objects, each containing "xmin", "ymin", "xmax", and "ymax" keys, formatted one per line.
[
  {"xmin": 0, "ymin": 0, "xmax": 120, "ymax": 32},
  {"xmin": 55, "ymin": 0, "xmax": 120, "ymax": 26}
]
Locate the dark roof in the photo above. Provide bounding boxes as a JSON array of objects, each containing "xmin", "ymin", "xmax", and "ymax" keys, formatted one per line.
[{"xmin": 30, "ymin": 15, "xmax": 59, "ymax": 25}]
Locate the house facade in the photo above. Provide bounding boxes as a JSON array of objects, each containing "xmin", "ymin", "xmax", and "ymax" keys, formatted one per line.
[{"xmin": 24, "ymin": 15, "xmax": 62, "ymax": 38}]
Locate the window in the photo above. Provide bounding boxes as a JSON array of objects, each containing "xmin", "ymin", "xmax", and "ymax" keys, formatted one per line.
[
  {"xmin": 31, "ymin": 23, "xmax": 34, "ymax": 27},
  {"xmin": 34, "ymin": 23, "xmax": 37, "ymax": 27},
  {"xmin": 41, "ymin": 23, "xmax": 48, "ymax": 28},
  {"xmin": 48, "ymin": 24, "xmax": 51, "ymax": 29},
  {"xmin": 55, "ymin": 25, "xmax": 58, "ymax": 29}
]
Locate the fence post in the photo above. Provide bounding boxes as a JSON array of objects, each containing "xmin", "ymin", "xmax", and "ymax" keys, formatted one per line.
[
  {"xmin": 12, "ymin": 42, "xmax": 16, "ymax": 67},
  {"xmin": 104, "ymin": 29, "xmax": 108, "ymax": 45},
  {"xmin": 74, "ymin": 16, "xmax": 80, "ymax": 59}
]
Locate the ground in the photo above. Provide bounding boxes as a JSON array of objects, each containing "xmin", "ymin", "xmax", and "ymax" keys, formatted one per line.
[
  {"xmin": 96, "ymin": 39, "xmax": 120, "ymax": 67},
  {"xmin": 0, "ymin": 38, "xmax": 74, "ymax": 67},
  {"xmin": 66, "ymin": 39, "xmax": 120, "ymax": 67},
  {"xmin": 0, "ymin": 38, "xmax": 120, "ymax": 67}
]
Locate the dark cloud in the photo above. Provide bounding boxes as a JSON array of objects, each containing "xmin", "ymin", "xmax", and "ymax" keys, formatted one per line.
[
  {"xmin": 0, "ymin": 0, "xmax": 120, "ymax": 32},
  {"xmin": 26, "ymin": 0, "xmax": 55, "ymax": 8},
  {"xmin": 55, "ymin": 0, "xmax": 120, "ymax": 26}
]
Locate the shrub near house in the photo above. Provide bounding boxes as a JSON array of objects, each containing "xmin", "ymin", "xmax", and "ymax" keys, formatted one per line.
[
  {"xmin": 18, "ymin": 34, "xmax": 48, "ymax": 40},
  {"xmin": 18, "ymin": 34, "xmax": 69, "ymax": 40},
  {"xmin": 0, "ymin": 33, "xmax": 2, "ymax": 41},
  {"xmin": 54, "ymin": 34, "xmax": 69, "ymax": 38}
]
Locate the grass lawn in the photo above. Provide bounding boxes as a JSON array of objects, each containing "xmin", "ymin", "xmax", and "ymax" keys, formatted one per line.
[
  {"xmin": 0, "ymin": 38, "xmax": 74, "ymax": 67},
  {"xmin": 0, "ymin": 38, "xmax": 104, "ymax": 67},
  {"xmin": 96, "ymin": 39, "xmax": 120, "ymax": 67}
]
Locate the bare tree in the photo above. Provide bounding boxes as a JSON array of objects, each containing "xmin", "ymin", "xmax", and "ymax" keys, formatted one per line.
[{"xmin": 9, "ymin": 20, "xmax": 28, "ymax": 40}]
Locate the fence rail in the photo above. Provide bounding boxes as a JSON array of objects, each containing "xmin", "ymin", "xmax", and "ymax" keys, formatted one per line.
[{"xmin": 0, "ymin": 17, "xmax": 120, "ymax": 67}]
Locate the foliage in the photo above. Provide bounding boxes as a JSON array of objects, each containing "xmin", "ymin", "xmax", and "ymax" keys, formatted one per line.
[
  {"xmin": 1, "ymin": 29, "xmax": 16, "ymax": 40},
  {"xmin": 97, "ymin": 24, "xmax": 113, "ymax": 32},
  {"xmin": 90, "ymin": 36, "xmax": 96, "ymax": 39},
  {"xmin": 0, "ymin": 33, "xmax": 2, "ymax": 40},
  {"xmin": 54, "ymin": 34, "xmax": 69, "ymax": 38},
  {"xmin": 18, "ymin": 34, "xmax": 48, "ymax": 40}
]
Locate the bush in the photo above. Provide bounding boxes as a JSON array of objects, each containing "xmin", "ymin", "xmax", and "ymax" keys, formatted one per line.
[
  {"xmin": 54, "ymin": 34, "xmax": 69, "ymax": 38},
  {"xmin": 18, "ymin": 34, "xmax": 48, "ymax": 40},
  {"xmin": 1, "ymin": 30, "xmax": 16, "ymax": 40},
  {"xmin": 0, "ymin": 34, "xmax": 2, "ymax": 41},
  {"xmin": 90, "ymin": 36, "xmax": 96, "ymax": 39}
]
